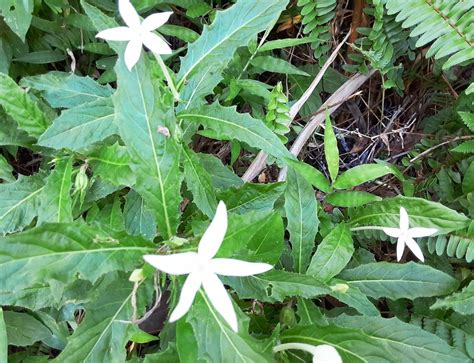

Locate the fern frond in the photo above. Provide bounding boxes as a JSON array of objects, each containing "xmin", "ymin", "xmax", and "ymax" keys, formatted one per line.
[
  {"xmin": 265, "ymin": 82, "xmax": 291, "ymax": 144},
  {"xmin": 385, "ymin": 0, "xmax": 474, "ymax": 70},
  {"xmin": 425, "ymin": 221, "xmax": 474, "ymax": 262},
  {"xmin": 298, "ymin": 0, "xmax": 337, "ymax": 61}
]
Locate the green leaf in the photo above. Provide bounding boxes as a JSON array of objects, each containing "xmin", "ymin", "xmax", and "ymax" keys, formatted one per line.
[
  {"xmin": 159, "ymin": 24, "xmax": 199, "ymax": 43},
  {"xmin": 307, "ymin": 224, "xmax": 354, "ymax": 281},
  {"xmin": 0, "ymin": 222, "xmax": 154, "ymax": 292},
  {"xmin": 328, "ymin": 280, "xmax": 380, "ymax": 317},
  {"xmin": 324, "ymin": 113, "xmax": 339, "ymax": 182},
  {"xmin": 21, "ymin": 71, "xmax": 113, "ymax": 109},
  {"xmin": 325, "ymin": 191, "xmax": 382, "ymax": 207},
  {"xmin": 333, "ymin": 163, "xmax": 393, "ymax": 189},
  {"xmin": 123, "ymin": 190, "xmax": 156, "ymax": 241},
  {"xmin": 223, "ymin": 270, "xmax": 330, "ymax": 303},
  {"xmin": 177, "ymin": 0, "xmax": 289, "ymax": 107},
  {"xmin": 184, "ymin": 292, "xmax": 271, "ymax": 362},
  {"xmin": 4, "ymin": 311, "xmax": 52, "ymax": 347},
  {"xmin": 258, "ymin": 35, "xmax": 318, "ymax": 52},
  {"xmin": 14, "ymin": 50, "xmax": 66, "ymax": 64},
  {"xmin": 284, "ymin": 159, "xmax": 331, "ymax": 193},
  {"xmin": 89, "ymin": 142, "xmax": 135, "ymax": 186},
  {"xmin": 250, "ymin": 56, "xmax": 310, "ymax": 76},
  {"xmin": 458, "ymin": 112, "xmax": 474, "ymax": 132},
  {"xmin": 338, "ymin": 262, "xmax": 459, "ymax": 300},
  {"xmin": 55, "ymin": 275, "xmax": 149, "ymax": 362},
  {"xmin": 452, "ymin": 140, "xmax": 474, "ymax": 154},
  {"xmin": 38, "ymin": 98, "xmax": 117, "ymax": 152},
  {"xmin": 0, "ymin": 308, "xmax": 7, "ymax": 363},
  {"xmin": 178, "ymin": 103, "xmax": 293, "ymax": 161},
  {"xmin": 285, "ymin": 168, "xmax": 319, "ymax": 273},
  {"xmin": 218, "ymin": 182, "xmax": 285, "ymax": 215},
  {"xmin": 0, "ymin": 114, "xmax": 35, "ymax": 147},
  {"xmin": 0, "ymin": 174, "xmax": 44, "ymax": 234},
  {"xmin": 0, "ymin": 73, "xmax": 50, "ymax": 138},
  {"xmin": 349, "ymin": 196, "xmax": 470, "ymax": 234},
  {"xmin": 197, "ymin": 153, "xmax": 243, "ymax": 190},
  {"xmin": 462, "ymin": 162, "xmax": 474, "ymax": 195},
  {"xmin": 431, "ymin": 280, "xmax": 474, "ymax": 315},
  {"xmin": 0, "ymin": 154, "xmax": 14, "ymax": 182},
  {"xmin": 183, "ymin": 145, "xmax": 217, "ymax": 218},
  {"xmin": 0, "ymin": 0, "xmax": 34, "ymax": 40},
  {"xmin": 114, "ymin": 53, "xmax": 182, "ymax": 240},
  {"xmin": 38, "ymin": 157, "xmax": 73, "ymax": 224}
]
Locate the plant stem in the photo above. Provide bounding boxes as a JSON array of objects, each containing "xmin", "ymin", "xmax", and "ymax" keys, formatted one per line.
[{"xmin": 153, "ymin": 52, "xmax": 180, "ymax": 102}]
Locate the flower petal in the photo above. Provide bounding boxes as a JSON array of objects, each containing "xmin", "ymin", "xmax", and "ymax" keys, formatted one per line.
[
  {"xmin": 313, "ymin": 345, "xmax": 342, "ymax": 363},
  {"xmin": 405, "ymin": 237, "xmax": 425, "ymax": 262},
  {"xmin": 198, "ymin": 201, "xmax": 228, "ymax": 260},
  {"xmin": 210, "ymin": 258, "xmax": 273, "ymax": 276},
  {"xmin": 396, "ymin": 237, "xmax": 405, "ymax": 261},
  {"xmin": 118, "ymin": 0, "xmax": 140, "ymax": 28},
  {"xmin": 143, "ymin": 252, "xmax": 198, "ymax": 275},
  {"xmin": 169, "ymin": 273, "xmax": 202, "ymax": 322},
  {"xmin": 96, "ymin": 27, "xmax": 134, "ymax": 41},
  {"xmin": 408, "ymin": 227, "xmax": 437, "ymax": 238},
  {"xmin": 142, "ymin": 32, "xmax": 173, "ymax": 55},
  {"xmin": 399, "ymin": 207, "xmax": 409, "ymax": 231},
  {"xmin": 124, "ymin": 38, "xmax": 142, "ymax": 71},
  {"xmin": 202, "ymin": 272, "xmax": 238, "ymax": 332},
  {"xmin": 142, "ymin": 12, "xmax": 173, "ymax": 31},
  {"xmin": 383, "ymin": 227, "xmax": 401, "ymax": 238}
]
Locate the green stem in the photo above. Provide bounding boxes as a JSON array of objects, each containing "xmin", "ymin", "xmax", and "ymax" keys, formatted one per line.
[{"xmin": 153, "ymin": 53, "xmax": 180, "ymax": 102}]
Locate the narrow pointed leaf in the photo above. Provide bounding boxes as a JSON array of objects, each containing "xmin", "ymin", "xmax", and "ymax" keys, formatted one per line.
[
  {"xmin": 324, "ymin": 113, "xmax": 339, "ymax": 182},
  {"xmin": 0, "ymin": 308, "xmax": 6, "ymax": 363}
]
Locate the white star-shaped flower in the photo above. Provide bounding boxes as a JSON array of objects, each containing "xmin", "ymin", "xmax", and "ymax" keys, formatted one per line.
[
  {"xmin": 96, "ymin": 0, "xmax": 172, "ymax": 71},
  {"xmin": 383, "ymin": 207, "xmax": 437, "ymax": 262},
  {"xmin": 273, "ymin": 343, "xmax": 342, "ymax": 363},
  {"xmin": 143, "ymin": 201, "xmax": 273, "ymax": 332}
]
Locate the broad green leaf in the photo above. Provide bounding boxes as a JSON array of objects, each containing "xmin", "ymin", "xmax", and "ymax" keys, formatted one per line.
[
  {"xmin": 349, "ymin": 196, "xmax": 470, "ymax": 233},
  {"xmin": 0, "ymin": 174, "xmax": 44, "ymax": 234},
  {"xmin": 197, "ymin": 153, "xmax": 243, "ymax": 190},
  {"xmin": 285, "ymin": 159, "xmax": 331, "ymax": 193},
  {"xmin": 223, "ymin": 270, "xmax": 330, "ymax": 303},
  {"xmin": 0, "ymin": 222, "xmax": 154, "ymax": 292},
  {"xmin": 333, "ymin": 315, "xmax": 470, "ymax": 363},
  {"xmin": 123, "ymin": 190, "xmax": 157, "ymax": 241},
  {"xmin": 55, "ymin": 276, "xmax": 149, "ymax": 363},
  {"xmin": 176, "ymin": 319, "xmax": 201, "ymax": 363},
  {"xmin": 0, "ymin": 73, "xmax": 50, "ymax": 138},
  {"xmin": 4, "ymin": 311, "xmax": 52, "ymax": 347},
  {"xmin": 285, "ymin": 168, "xmax": 319, "ymax": 273},
  {"xmin": 462, "ymin": 162, "xmax": 474, "ymax": 194},
  {"xmin": 218, "ymin": 182, "xmax": 285, "ymax": 214},
  {"xmin": 325, "ymin": 191, "xmax": 382, "ymax": 207},
  {"xmin": 145, "ymin": 343, "xmax": 179, "ymax": 362},
  {"xmin": 333, "ymin": 163, "xmax": 393, "ymax": 189},
  {"xmin": 431, "ymin": 280, "xmax": 474, "ymax": 315},
  {"xmin": 0, "ymin": 308, "xmax": 6, "ymax": 363},
  {"xmin": 296, "ymin": 298, "xmax": 328, "ymax": 326},
  {"xmin": 114, "ymin": 53, "xmax": 182, "ymax": 239},
  {"xmin": 250, "ymin": 56, "xmax": 310, "ymax": 76},
  {"xmin": 328, "ymin": 280, "xmax": 380, "ymax": 317},
  {"xmin": 0, "ymin": 154, "xmax": 14, "ymax": 182},
  {"xmin": 183, "ymin": 145, "xmax": 217, "ymax": 218},
  {"xmin": 178, "ymin": 103, "xmax": 293, "ymax": 161},
  {"xmin": 38, "ymin": 157, "xmax": 73, "ymax": 224},
  {"xmin": 185, "ymin": 292, "xmax": 271, "ymax": 362},
  {"xmin": 21, "ymin": 71, "xmax": 113, "ymax": 109},
  {"xmin": 89, "ymin": 142, "xmax": 135, "ymax": 186},
  {"xmin": 0, "ymin": 0, "xmax": 34, "ymax": 40},
  {"xmin": 307, "ymin": 224, "xmax": 354, "ymax": 281},
  {"xmin": 177, "ymin": 0, "xmax": 289, "ymax": 107},
  {"xmin": 0, "ymin": 114, "xmax": 34, "ymax": 147},
  {"xmin": 258, "ymin": 35, "xmax": 318, "ymax": 52},
  {"xmin": 338, "ymin": 262, "xmax": 459, "ymax": 300},
  {"xmin": 38, "ymin": 98, "xmax": 117, "ymax": 152},
  {"xmin": 324, "ymin": 113, "xmax": 339, "ymax": 182}
]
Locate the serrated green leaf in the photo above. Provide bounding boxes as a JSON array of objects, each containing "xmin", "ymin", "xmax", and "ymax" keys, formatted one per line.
[
  {"xmin": 38, "ymin": 157, "xmax": 73, "ymax": 224},
  {"xmin": 458, "ymin": 112, "xmax": 474, "ymax": 132},
  {"xmin": 333, "ymin": 163, "xmax": 393, "ymax": 189},
  {"xmin": 179, "ymin": 103, "xmax": 293, "ymax": 161},
  {"xmin": 93, "ymin": 195, "xmax": 125, "ymax": 231},
  {"xmin": 114, "ymin": 53, "xmax": 182, "ymax": 240},
  {"xmin": 0, "ymin": 174, "xmax": 44, "ymax": 234},
  {"xmin": 0, "ymin": 222, "xmax": 154, "ymax": 292},
  {"xmin": 0, "ymin": 308, "xmax": 6, "ymax": 363},
  {"xmin": 21, "ymin": 71, "xmax": 113, "ymax": 109},
  {"xmin": 452, "ymin": 140, "xmax": 474, "ymax": 154},
  {"xmin": 0, "ymin": 155, "xmax": 14, "ymax": 182},
  {"xmin": 4, "ymin": 311, "xmax": 52, "ymax": 347},
  {"xmin": 338, "ymin": 262, "xmax": 459, "ymax": 300},
  {"xmin": 431, "ymin": 280, "xmax": 474, "ymax": 315},
  {"xmin": 218, "ymin": 182, "xmax": 285, "ymax": 214},
  {"xmin": 349, "ymin": 196, "xmax": 470, "ymax": 233},
  {"xmin": 324, "ymin": 113, "xmax": 339, "ymax": 182},
  {"xmin": 325, "ymin": 191, "xmax": 382, "ymax": 207},
  {"xmin": 123, "ymin": 190, "xmax": 156, "ymax": 241},
  {"xmin": 89, "ymin": 142, "xmax": 135, "ymax": 186},
  {"xmin": 285, "ymin": 168, "xmax": 319, "ymax": 273},
  {"xmin": 197, "ymin": 153, "xmax": 243, "ymax": 190},
  {"xmin": 0, "ymin": 73, "xmax": 50, "ymax": 138},
  {"xmin": 250, "ymin": 56, "xmax": 310, "ymax": 76},
  {"xmin": 307, "ymin": 224, "xmax": 354, "ymax": 281},
  {"xmin": 183, "ymin": 145, "xmax": 217, "ymax": 218},
  {"xmin": 177, "ymin": 0, "xmax": 289, "ymax": 107},
  {"xmin": 38, "ymin": 98, "xmax": 117, "ymax": 151}
]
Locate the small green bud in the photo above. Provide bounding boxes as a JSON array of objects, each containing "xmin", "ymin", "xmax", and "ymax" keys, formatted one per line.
[
  {"xmin": 129, "ymin": 268, "xmax": 145, "ymax": 282},
  {"xmin": 280, "ymin": 306, "xmax": 297, "ymax": 327}
]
